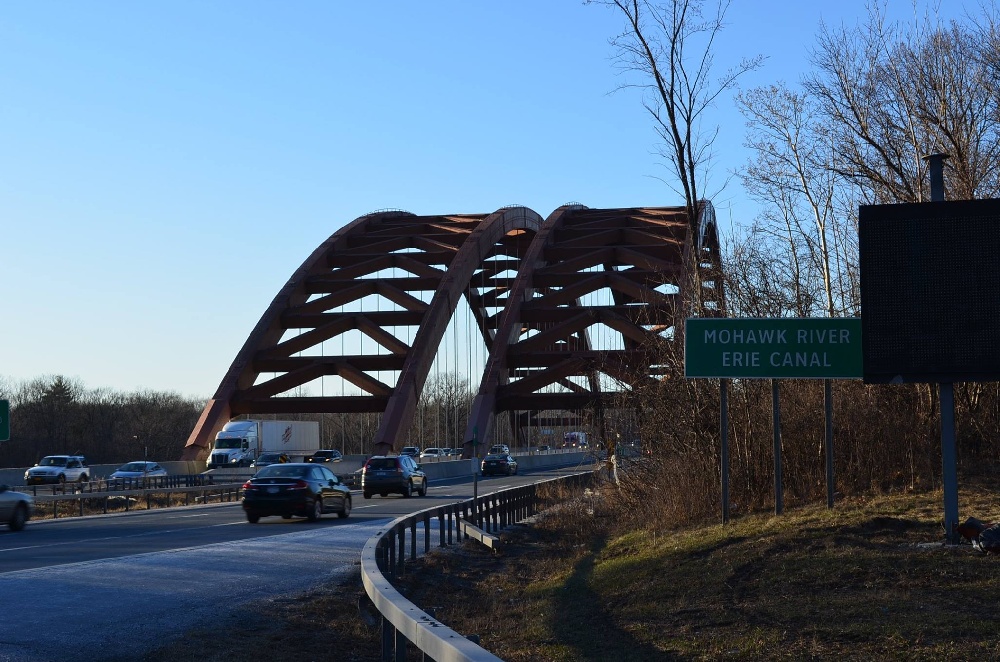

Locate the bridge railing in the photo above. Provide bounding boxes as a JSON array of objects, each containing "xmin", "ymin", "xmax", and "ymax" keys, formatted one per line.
[
  {"xmin": 360, "ymin": 471, "xmax": 595, "ymax": 662},
  {"xmin": 24, "ymin": 477, "xmax": 245, "ymax": 519}
]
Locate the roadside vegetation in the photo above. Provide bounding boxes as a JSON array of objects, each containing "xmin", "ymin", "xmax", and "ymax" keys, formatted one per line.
[{"xmin": 145, "ymin": 473, "xmax": 1000, "ymax": 661}]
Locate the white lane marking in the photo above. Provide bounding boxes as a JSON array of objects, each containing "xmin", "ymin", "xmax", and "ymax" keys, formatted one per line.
[{"xmin": 0, "ymin": 521, "xmax": 244, "ymax": 554}]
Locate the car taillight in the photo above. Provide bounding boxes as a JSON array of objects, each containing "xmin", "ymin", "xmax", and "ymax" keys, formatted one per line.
[
  {"xmin": 241, "ymin": 481, "xmax": 253, "ymax": 490},
  {"xmin": 287, "ymin": 480, "xmax": 309, "ymax": 490},
  {"xmin": 363, "ymin": 462, "xmax": 372, "ymax": 471}
]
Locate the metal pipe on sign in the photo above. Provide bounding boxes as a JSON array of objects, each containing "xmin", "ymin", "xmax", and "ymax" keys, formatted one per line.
[
  {"xmin": 772, "ymin": 379, "xmax": 783, "ymax": 516},
  {"xmin": 923, "ymin": 152, "xmax": 959, "ymax": 543},
  {"xmin": 720, "ymin": 378, "xmax": 730, "ymax": 524},
  {"xmin": 825, "ymin": 378, "xmax": 835, "ymax": 509}
]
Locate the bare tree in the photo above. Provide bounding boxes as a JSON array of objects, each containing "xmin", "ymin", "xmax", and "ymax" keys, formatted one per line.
[
  {"xmin": 593, "ymin": 0, "xmax": 762, "ymax": 310},
  {"xmin": 805, "ymin": 3, "xmax": 1000, "ymax": 204}
]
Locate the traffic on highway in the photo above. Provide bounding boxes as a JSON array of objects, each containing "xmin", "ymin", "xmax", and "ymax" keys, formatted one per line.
[{"xmin": 0, "ymin": 464, "xmax": 591, "ymax": 661}]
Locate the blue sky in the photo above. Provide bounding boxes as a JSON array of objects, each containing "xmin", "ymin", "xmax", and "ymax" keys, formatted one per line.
[{"xmin": 1, "ymin": 1, "xmax": 969, "ymax": 398}]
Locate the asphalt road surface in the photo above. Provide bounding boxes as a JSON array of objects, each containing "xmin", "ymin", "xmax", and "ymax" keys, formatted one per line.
[{"xmin": 0, "ymin": 467, "xmax": 584, "ymax": 661}]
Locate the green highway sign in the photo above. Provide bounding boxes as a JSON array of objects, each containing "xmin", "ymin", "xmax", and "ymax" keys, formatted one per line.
[
  {"xmin": 0, "ymin": 399, "xmax": 8, "ymax": 441},
  {"xmin": 685, "ymin": 318, "xmax": 863, "ymax": 379}
]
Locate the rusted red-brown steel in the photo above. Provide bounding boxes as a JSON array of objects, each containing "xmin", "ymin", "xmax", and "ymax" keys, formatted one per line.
[
  {"xmin": 182, "ymin": 208, "xmax": 541, "ymax": 460},
  {"xmin": 462, "ymin": 202, "xmax": 723, "ymax": 451}
]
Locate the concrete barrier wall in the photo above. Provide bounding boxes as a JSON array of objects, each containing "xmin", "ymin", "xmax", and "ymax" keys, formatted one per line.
[{"xmin": 0, "ymin": 451, "xmax": 591, "ymax": 489}]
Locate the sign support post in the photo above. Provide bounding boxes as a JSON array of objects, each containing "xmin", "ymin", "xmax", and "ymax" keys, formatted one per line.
[
  {"xmin": 772, "ymin": 379, "xmax": 783, "ymax": 516},
  {"xmin": 825, "ymin": 379, "xmax": 834, "ymax": 508},
  {"xmin": 720, "ymin": 379, "xmax": 729, "ymax": 524}
]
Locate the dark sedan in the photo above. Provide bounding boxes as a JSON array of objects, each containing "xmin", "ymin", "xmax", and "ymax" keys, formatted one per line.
[
  {"xmin": 241, "ymin": 463, "xmax": 351, "ymax": 523},
  {"xmin": 481, "ymin": 453, "xmax": 518, "ymax": 476}
]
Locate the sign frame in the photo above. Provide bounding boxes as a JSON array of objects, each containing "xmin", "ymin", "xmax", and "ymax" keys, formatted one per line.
[{"xmin": 685, "ymin": 318, "xmax": 863, "ymax": 379}]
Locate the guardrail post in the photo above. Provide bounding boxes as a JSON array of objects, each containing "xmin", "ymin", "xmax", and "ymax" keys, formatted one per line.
[
  {"xmin": 438, "ymin": 510, "xmax": 445, "ymax": 547},
  {"xmin": 387, "ymin": 531, "xmax": 396, "ymax": 579},
  {"xmin": 397, "ymin": 525, "xmax": 405, "ymax": 577},
  {"xmin": 410, "ymin": 520, "xmax": 417, "ymax": 561},
  {"xmin": 394, "ymin": 628, "xmax": 407, "ymax": 661},
  {"xmin": 381, "ymin": 616, "xmax": 394, "ymax": 662},
  {"xmin": 423, "ymin": 513, "xmax": 431, "ymax": 553},
  {"xmin": 446, "ymin": 506, "xmax": 453, "ymax": 545}
]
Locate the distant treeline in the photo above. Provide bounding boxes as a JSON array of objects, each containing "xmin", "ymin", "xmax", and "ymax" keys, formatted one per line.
[
  {"xmin": 0, "ymin": 373, "xmax": 478, "ymax": 469},
  {"xmin": 0, "ymin": 375, "xmax": 204, "ymax": 468}
]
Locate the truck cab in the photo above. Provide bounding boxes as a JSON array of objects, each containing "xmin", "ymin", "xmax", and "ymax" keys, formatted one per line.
[{"xmin": 207, "ymin": 421, "xmax": 259, "ymax": 468}]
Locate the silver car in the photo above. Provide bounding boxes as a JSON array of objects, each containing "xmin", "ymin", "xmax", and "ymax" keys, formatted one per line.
[
  {"xmin": 109, "ymin": 461, "xmax": 169, "ymax": 479},
  {"xmin": 0, "ymin": 485, "xmax": 33, "ymax": 531}
]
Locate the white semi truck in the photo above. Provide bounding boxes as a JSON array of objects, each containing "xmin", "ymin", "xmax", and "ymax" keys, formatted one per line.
[{"xmin": 206, "ymin": 420, "xmax": 321, "ymax": 469}]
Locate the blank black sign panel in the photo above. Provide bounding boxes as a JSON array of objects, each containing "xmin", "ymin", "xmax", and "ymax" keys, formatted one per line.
[{"xmin": 859, "ymin": 199, "xmax": 1000, "ymax": 383}]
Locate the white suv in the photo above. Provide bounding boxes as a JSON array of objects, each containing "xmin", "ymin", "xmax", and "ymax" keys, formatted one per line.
[
  {"xmin": 488, "ymin": 444, "xmax": 510, "ymax": 455},
  {"xmin": 25, "ymin": 455, "xmax": 91, "ymax": 486}
]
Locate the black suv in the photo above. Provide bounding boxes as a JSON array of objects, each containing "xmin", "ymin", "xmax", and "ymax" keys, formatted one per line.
[
  {"xmin": 361, "ymin": 455, "xmax": 427, "ymax": 499},
  {"xmin": 306, "ymin": 450, "xmax": 343, "ymax": 463}
]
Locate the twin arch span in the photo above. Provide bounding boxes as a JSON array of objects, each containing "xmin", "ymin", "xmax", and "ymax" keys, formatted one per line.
[{"xmin": 182, "ymin": 202, "xmax": 722, "ymax": 461}]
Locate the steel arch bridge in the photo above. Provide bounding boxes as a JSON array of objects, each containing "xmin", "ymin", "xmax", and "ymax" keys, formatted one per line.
[{"xmin": 182, "ymin": 203, "xmax": 722, "ymax": 461}]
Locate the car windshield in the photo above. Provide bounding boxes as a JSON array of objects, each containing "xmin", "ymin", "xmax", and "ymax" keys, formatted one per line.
[
  {"xmin": 255, "ymin": 465, "xmax": 308, "ymax": 479},
  {"xmin": 258, "ymin": 454, "xmax": 280, "ymax": 461},
  {"xmin": 315, "ymin": 451, "xmax": 335, "ymax": 457},
  {"xmin": 214, "ymin": 439, "xmax": 243, "ymax": 449},
  {"xmin": 39, "ymin": 457, "xmax": 68, "ymax": 467},
  {"xmin": 118, "ymin": 462, "xmax": 148, "ymax": 472},
  {"xmin": 485, "ymin": 454, "xmax": 506, "ymax": 461},
  {"xmin": 367, "ymin": 458, "xmax": 398, "ymax": 470}
]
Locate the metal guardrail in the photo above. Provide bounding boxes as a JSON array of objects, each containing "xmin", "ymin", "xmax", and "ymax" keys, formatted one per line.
[
  {"xmin": 23, "ymin": 475, "xmax": 244, "ymax": 519},
  {"xmin": 360, "ymin": 472, "xmax": 593, "ymax": 662}
]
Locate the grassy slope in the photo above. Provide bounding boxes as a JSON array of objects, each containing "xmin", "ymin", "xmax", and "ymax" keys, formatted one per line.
[{"xmin": 147, "ymin": 483, "xmax": 1000, "ymax": 661}]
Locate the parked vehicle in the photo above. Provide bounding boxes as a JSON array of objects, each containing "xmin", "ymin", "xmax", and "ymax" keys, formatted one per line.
[
  {"xmin": 0, "ymin": 485, "xmax": 32, "ymax": 531},
  {"xmin": 251, "ymin": 452, "xmax": 290, "ymax": 468},
  {"xmin": 241, "ymin": 463, "xmax": 351, "ymax": 523},
  {"xmin": 399, "ymin": 446, "xmax": 421, "ymax": 458},
  {"xmin": 488, "ymin": 444, "xmax": 510, "ymax": 455},
  {"xmin": 109, "ymin": 461, "xmax": 168, "ymax": 479},
  {"xmin": 481, "ymin": 453, "xmax": 518, "ymax": 476},
  {"xmin": 24, "ymin": 455, "xmax": 90, "ymax": 485},
  {"xmin": 206, "ymin": 420, "xmax": 321, "ymax": 469},
  {"xmin": 306, "ymin": 450, "xmax": 343, "ymax": 463},
  {"xmin": 419, "ymin": 448, "xmax": 446, "ymax": 458},
  {"xmin": 361, "ymin": 455, "xmax": 426, "ymax": 499}
]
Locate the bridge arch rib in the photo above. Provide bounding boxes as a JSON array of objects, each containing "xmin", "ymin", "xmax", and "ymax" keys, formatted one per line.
[
  {"xmin": 183, "ymin": 207, "xmax": 543, "ymax": 460},
  {"xmin": 463, "ymin": 202, "xmax": 724, "ymax": 452}
]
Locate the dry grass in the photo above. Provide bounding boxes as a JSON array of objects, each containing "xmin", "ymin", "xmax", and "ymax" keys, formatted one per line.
[{"xmin": 146, "ymin": 478, "xmax": 1000, "ymax": 661}]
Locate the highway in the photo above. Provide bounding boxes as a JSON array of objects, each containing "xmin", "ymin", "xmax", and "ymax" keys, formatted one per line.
[{"xmin": 0, "ymin": 467, "xmax": 582, "ymax": 662}]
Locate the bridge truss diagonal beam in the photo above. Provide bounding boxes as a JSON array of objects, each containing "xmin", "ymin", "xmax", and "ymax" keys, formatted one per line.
[{"xmin": 183, "ymin": 207, "xmax": 543, "ymax": 459}]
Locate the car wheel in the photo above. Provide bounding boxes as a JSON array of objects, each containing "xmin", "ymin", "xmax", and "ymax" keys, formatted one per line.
[
  {"xmin": 506, "ymin": 466, "xmax": 512, "ymax": 476},
  {"xmin": 380, "ymin": 492, "xmax": 388, "ymax": 497},
  {"xmin": 79, "ymin": 474, "xmax": 89, "ymax": 483},
  {"xmin": 246, "ymin": 512, "xmax": 260, "ymax": 524},
  {"xmin": 419, "ymin": 482, "xmax": 427, "ymax": 497},
  {"xmin": 338, "ymin": 496, "xmax": 351, "ymax": 519},
  {"xmin": 363, "ymin": 492, "xmax": 372, "ymax": 500},
  {"xmin": 58, "ymin": 474, "xmax": 66, "ymax": 485},
  {"xmin": 307, "ymin": 498, "xmax": 322, "ymax": 521},
  {"xmin": 402, "ymin": 481, "xmax": 412, "ymax": 498},
  {"xmin": 9, "ymin": 504, "xmax": 28, "ymax": 531}
]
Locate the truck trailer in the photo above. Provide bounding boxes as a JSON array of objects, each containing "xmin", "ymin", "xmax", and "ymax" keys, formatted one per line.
[{"xmin": 206, "ymin": 420, "xmax": 321, "ymax": 469}]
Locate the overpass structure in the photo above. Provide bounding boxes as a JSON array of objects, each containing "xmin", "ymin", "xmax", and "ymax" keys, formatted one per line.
[{"xmin": 182, "ymin": 203, "xmax": 722, "ymax": 461}]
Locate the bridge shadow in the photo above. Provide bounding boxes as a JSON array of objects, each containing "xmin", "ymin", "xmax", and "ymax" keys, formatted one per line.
[{"xmin": 550, "ymin": 535, "xmax": 682, "ymax": 661}]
